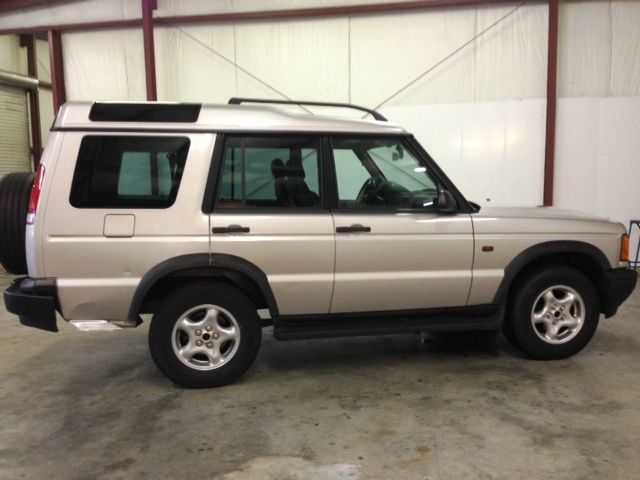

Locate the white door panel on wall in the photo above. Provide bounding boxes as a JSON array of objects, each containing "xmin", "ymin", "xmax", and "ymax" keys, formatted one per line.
[
  {"xmin": 385, "ymin": 99, "xmax": 546, "ymax": 207},
  {"xmin": 555, "ymin": 97, "xmax": 640, "ymax": 256}
]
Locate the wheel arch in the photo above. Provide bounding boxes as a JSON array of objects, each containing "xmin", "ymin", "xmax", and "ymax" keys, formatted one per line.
[
  {"xmin": 128, "ymin": 253, "xmax": 279, "ymax": 321},
  {"xmin": 494, "ymin": 241, "xmax": 612, "ymax": 314}
]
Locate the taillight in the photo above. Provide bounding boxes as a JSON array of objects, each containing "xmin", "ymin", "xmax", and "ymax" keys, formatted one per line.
[
  {"xmin": 620, "ymin": 234, "xmax": 630, "ymax": 262},
  {"xmin": 26, "ymin": 163, "xmax": 45, "ymax": 225}
]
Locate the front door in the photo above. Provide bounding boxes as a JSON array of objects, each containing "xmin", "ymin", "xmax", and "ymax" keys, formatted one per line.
[{"xmin": 328, "ymin": 136, "xmax": 473, "ymax": 313}]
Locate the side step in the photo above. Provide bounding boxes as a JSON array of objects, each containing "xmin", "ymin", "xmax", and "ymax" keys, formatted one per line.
[{"xmin": 273, "ymin": 305, "xmax": 502, "ymax": 341}]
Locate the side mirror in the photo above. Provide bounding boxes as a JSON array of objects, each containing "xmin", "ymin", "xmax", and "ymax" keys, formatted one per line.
[{"xmin": 437, "ymin": 189, "xmax": 457, "ymax": 214}]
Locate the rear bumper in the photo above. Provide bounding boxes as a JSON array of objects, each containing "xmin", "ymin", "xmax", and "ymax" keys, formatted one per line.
[
  {"xmin": 602, "ymin": 267, "xmax": 638, "ymax": 317},
  {"xmin": 3, "ymin": 277, "xmax": 58, "ymax": 332}
]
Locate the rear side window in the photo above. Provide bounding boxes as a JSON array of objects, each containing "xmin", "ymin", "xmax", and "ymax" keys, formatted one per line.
[
  {"xmin": 216, "ymin": 136, "xmax": 322, "ymax": 209},
  {"xmin": 70, "ymin": 136, "xmax": 190, "ymax": 208}
]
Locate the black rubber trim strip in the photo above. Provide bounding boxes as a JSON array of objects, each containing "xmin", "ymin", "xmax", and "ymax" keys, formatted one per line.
[
  {"xmin": 128, "ymin": 253, "xmax": 279, "ymax": 320},
  {"xmin": 492, "ymin": 240, "xmax": 612, "ymax": 305}
]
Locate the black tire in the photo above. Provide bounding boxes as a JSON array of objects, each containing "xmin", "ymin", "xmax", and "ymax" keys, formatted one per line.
[
  {"xmin": 0, "ymin": 172, "xmax": 35, "ymax": 275},
  {"xmin": 504, "ymin": 265, "xmax": 600, "ymax": 360},
  {"xmin": 148, "ymin": 281, "xmax": 262, "ymax": 388}
]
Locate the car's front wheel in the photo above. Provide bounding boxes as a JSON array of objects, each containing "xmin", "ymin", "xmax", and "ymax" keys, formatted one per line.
[
  {"xmin": 149, "ymin": 281, "xmax": 262, "ymax": 388},
  {"xmin": 504, "ymin": 265, "xmax": 600, "ymax": 360}
]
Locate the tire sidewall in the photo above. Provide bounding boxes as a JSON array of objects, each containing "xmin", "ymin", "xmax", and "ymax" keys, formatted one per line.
[
  {"xmin": 149, "ymin": 282, "xmax": 262, "ymax": 388},
  {"xmin": 508, "ymin": 266, "xmax": 600, "ymax": 360}
]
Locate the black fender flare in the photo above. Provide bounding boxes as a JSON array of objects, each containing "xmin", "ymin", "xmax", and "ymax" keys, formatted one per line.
[
  {"xmin": 128, "ymin": 253, "xmax": 279, "ymax": 320},
  {"xmin": 492, "ymin": 240, "xmax": 611, "ymax": 304}
]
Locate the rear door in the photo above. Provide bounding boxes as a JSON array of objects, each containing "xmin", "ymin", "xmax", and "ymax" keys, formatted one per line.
[
  {"xmin": 42, "ymin": 132, "xmax": 213, "ymax": 320},
  {"xmin": 328, "ymin": 136, "xmax": 474, "ymax": 313},
  {"xmin": 205, "ymin": 134, "xmax": 335, "ymax": 316}
]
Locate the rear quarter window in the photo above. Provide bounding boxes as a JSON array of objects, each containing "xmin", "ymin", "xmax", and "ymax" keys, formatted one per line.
[{"xmin": 69, "ymin": 136, "xmax": 190, "ymax": 208}]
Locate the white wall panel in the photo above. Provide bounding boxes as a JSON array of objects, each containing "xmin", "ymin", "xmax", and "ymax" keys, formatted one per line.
[
  {"xmin": 474, "ymin": 4, "xmax": 547, "ymax": 101},
  {"xmin": 62, "ymin": 30, "xmax": 146, "ymax": 101},
  {"xmin": 35, "ymin": 39, "xmax": 51, "ymax": 83},
  {"xmin": 610, "ymin": 1, "xmax": 640, "ymax": 97},
  {"xmin": 39, "ymin": 88, "xmax": 54, "ymax": 145},
  {"xmin": 350, "ymin": 9, "xmax": 476, "ymax": 106},
  {"xmin": 558, "ymin": 1, "xmax": 611, "ymax": 97},
  {"xmin": 155, "ymin": 26, "xmax": 237, "ymax": 102},
  {"xmin": 0, "ymin": 35, "xmax": 27, "ymax": 75},
  {"xmin": 234, "ymin": 18, "xmax": 350, "ymax": 101}
]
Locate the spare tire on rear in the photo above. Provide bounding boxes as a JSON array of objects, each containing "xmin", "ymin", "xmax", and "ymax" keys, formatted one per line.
[{"xmin": 0, "ymin": 172, "xmax": 35, "ymax": 275}]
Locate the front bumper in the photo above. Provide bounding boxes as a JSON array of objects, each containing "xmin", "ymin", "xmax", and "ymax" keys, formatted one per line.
[
  {"xmin": 3, "ymin": 277, "xmax": 58, "ymax": 332},
  {"xmin": 602, "ymin": 267, "xmax": 638, "ymax": 317}
]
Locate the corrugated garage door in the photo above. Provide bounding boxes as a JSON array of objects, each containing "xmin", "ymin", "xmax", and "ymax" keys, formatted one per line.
[{"xmin": 0, "ymin": 84, "xmax": 31, "ymax": 179}]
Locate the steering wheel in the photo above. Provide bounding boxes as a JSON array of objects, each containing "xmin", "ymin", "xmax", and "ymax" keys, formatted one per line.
[{"xmin": 356, "ymin": 176, "xmax": 385, "ymax": 205}]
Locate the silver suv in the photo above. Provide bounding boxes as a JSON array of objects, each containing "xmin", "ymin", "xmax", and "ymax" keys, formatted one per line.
[{"xmin": 1, "ymin": 99, "xmax": 637, "ymax": 388}]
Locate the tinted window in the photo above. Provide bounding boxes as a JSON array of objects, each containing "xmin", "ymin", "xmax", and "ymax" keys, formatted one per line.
[
  {"xmin": 70, "ymin": 136, "xmax": 189, "ymax": 208},
  {"xmin": 217, "ymin": 136, "xmax": 321, "ymax": 209},
  {"xmin": 331, "ymin": 137, "xmax": 438, "ymax": 210}
]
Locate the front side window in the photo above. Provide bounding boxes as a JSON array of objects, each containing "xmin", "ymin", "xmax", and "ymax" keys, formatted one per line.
[
  {"xmin": 216, "ymin": 136, "xmax": 321, "ymax": 209},
  {"xmin": 70, "ymin": 136, "xmax": 189, "ymax": 208},
  {"xmin": 331, "ymin": 137, "xmax": 438, "ymax": 210}
]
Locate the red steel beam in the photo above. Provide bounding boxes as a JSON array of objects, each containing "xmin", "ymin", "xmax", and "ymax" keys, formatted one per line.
[
  {"xmin": 142, "ymin": 0, "xmax": 157, "ymax": 101},
  {"xmin": 48, "ymin": 30, "xmax": 66, "ymax": 113},
  {"xmin": 543, "ymin": 0, "xmax": 559, "ymax": 206},
  {"xmin": 0, "ymin": 0, "xmax": 537, "ymax": 36},
  {"xmin": 154, "ymin": 0, "xmax": 536, "ymax": 26},
  {"xmin": 0, "ymin": 19, "xmax": 140, "ymax": 36},
  {"xmin": 21, "ymin": 34, "xmax": 43, "ymax": 167}
]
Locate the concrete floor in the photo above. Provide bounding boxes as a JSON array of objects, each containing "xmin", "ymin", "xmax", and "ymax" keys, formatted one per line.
[{"xmin": 1, "ymin": 276, "xmax": 639, "ymax": 480}]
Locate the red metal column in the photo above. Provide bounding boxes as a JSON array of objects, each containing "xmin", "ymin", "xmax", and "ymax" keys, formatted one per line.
[
  {"xmin": 47, "ymin": 30, "xmax": 66, "ymax": 113},
  {"xmin": 543, "ymin": 0, "xmax": 559, "ymax": 206},
  {"xmin": 142, "ymin": 0, "xmax": 157, "ymax": 101},
  {"xmin": 21, "ymin": 34, "xmax": 43, "ymax": 167}
]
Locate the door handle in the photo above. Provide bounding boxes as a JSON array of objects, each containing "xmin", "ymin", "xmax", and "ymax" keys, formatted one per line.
[
  {"xmin": 212, "ymin": 225, "xmax": 250, "ymax": 234},
  {"xmin": 336, "ymin": 224, "xmax": 371, "ymax": 233}
]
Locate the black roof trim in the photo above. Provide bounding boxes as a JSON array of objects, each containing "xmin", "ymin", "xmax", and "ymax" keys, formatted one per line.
[
  {"xmin": 228, "ymin": 97, "xmax": 388, "ymax": 122},
  {"xmin": 89, "ymin": 102, "xmax": 202, "ymax": 123}
]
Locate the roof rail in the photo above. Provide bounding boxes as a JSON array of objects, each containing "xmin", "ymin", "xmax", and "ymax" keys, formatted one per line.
[{"xmin": 228, "ymin": 97, "xmax": 388, "ymax": 122}]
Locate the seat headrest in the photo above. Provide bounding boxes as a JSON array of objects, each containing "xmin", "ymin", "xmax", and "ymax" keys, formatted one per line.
[
  {"xmin": 286, "ymin": 159, "xmax": 305, "ymax": 179},
  {"xmin": 271, "ymin": 158, "xmax": 286, "ymax": 178}
]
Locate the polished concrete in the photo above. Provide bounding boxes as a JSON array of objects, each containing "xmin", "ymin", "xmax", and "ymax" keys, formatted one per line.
[{"xmin": 1, "ymin": 275, "xmax": 639, "ymax": 480}]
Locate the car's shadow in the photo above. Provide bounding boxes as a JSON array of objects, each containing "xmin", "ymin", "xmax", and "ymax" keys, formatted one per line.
[{"xmin": 257, "ymin": 329, "xmax": 523, "ymax": 374}]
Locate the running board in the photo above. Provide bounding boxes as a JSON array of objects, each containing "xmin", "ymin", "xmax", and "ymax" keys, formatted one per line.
[
  {"xmin": 69, "ymin": 316, "xmax": 143, "ymax": 332},
  {"xmin": 273, "ymin": 305, "xmax": 501, "ymax": 341}
]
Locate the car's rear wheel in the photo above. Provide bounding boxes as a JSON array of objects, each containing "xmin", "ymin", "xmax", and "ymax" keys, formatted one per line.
[
  {"xmin": 149, "ymin": 282, "xmax": 262, "ymax": 388},
  {"xmin": 504, "ymin": 265, "xmax": 600, "ymax": 360}
]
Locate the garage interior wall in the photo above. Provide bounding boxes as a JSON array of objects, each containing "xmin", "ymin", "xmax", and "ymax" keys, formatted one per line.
[
  {"xmin": 2, "ymin": 0, "xmax": 640, "ymax": 251},
  {"xmin": 0, "ymin": 33, "xmax": 54, "ymax": 162}
]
